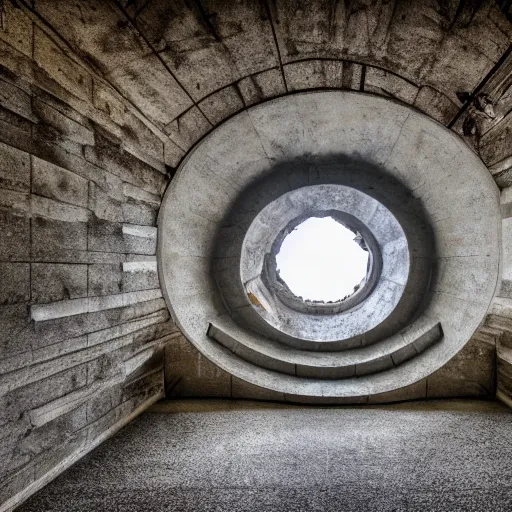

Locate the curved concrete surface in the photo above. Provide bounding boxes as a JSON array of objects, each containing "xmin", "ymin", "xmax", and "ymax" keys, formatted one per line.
[
  {"xmin": 158, "ymin": 91, "xmax": 500, "ymax": 397},
  {"xmin": 231, "ymin": 184, "xmax": 407, "ymax": 343}
]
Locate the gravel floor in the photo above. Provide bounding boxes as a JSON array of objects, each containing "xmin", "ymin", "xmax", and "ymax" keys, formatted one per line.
[{"xmin": 18, "ymin": 399, "xmax": 512, "ymax": 512}]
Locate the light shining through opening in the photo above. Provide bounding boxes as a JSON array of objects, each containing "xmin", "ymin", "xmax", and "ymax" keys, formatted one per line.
[{"xmin": 276, "ymin": 217, "xmax": 369, "ymax": 302}]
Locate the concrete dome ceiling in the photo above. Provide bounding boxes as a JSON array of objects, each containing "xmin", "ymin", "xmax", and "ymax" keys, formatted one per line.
[
  {"xmin": 158, "ymin": 91, "xmax": 500, "ymax": 397},
  {"xmin": 0, "ymin": 1, "xmax": 512, "ymax": 509}
]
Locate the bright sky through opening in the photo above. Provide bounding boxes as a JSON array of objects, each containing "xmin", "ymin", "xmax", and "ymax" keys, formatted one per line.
[{"xmin": 276, "ymin": 217, "xmax": 369, "ymax": 302}]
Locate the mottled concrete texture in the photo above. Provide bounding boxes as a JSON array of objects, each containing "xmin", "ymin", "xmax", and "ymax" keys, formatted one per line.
[
  {"xmin": 17, "ymin": 399, "xmax": 512, "ymax": 512},
  {"xmin": 166, "ymin": 331, "xmax": 496, "ymax": 404},
  {"xmin": 225, "ymin": 184, "xmax": 415, "ymax": 345},
  {"xmin": 159, "ymin": 91, "xmax": 500, "ymax": 399},
  {"xmin": 0, "ymin": 4, "xmax": 176, "ymax": 510},
  {"xmin": 0, "ymin": 1, "xmax": 511, "ymax": 509}
]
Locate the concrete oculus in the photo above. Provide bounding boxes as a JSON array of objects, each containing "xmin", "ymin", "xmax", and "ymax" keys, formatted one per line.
[
  {"xmin": 230, "ymin": 184, "xmax": 407, "ymax": 344},
  {"xmin": 274, "ymin": 216, "xmax": 370, "ymax": 303},
  {"xmin": 158, "ymin": 91, "xmax": 500, "ymax": 398},
  {"xmin": 213, "ymin": 172, "xmax": 432, "ymax": 351}
]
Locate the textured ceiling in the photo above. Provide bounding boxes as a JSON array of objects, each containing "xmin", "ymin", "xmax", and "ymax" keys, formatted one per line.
[{"xmin": 24, "ymin": 0, "xmax": 512, "ymax": 170}]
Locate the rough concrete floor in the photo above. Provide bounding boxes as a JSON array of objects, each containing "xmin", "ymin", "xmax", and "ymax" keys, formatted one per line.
[{"xmin": 18, "ymin": 399, "xmax": 512, "ymax": 512}]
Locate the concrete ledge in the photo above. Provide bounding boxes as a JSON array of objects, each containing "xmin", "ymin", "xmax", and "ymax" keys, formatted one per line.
[
  {"xmin": 122, "ymin": 261, "xmax": 157, "ymax": 272},
  {"xmin": 28, "ymin": 376, "xmax": 124, "ymax": 427},
  {"xmin": 122, "ymin": 224, "xmax": 157, "ymax": 238},
  {"xmin": 218, "ymin": 184, "xmax": 418, "ymax": 345},
  {"xmin": 30, "ymin": 289, "xmax": 162, "ymax": 321},
  {"xmin": 208, "ymin": 319, "xmax": 443, "ymax": 379}
]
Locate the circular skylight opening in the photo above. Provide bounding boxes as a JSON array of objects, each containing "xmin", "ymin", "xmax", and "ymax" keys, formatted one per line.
[{"xmin": 275, "ymin": 216, "xmax": 369, "ymax": 303}]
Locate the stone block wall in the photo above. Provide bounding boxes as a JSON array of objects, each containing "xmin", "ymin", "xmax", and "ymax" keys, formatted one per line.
[
  {"xmin": 0, "ymin": 4, "xmax": 179, "ymax": 511},
  {"xmin": 0, "ymin": 0, "xmax": 511, "ymax": 508},
  {"xmin": 165, "ymin": 329, "xmax": 497, "ymax": 404},
  {"xmin": 26, "ymin": 0, "xmax": 510, "ymax": 151},
  {"xmin": 478, "ymin": 52, "xmax": 512, "ymax": 408}
]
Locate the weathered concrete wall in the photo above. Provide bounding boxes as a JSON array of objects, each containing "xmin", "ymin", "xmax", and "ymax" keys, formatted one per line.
[
  {"xmin": 479, "ymin": 52, "xmax": 512, "ymax": 408},
  {"xmin": 0, "ymin": 3, "xmax": 180, "ymax": 511},
  {"xmin": 25, "ymin": 0, "xmax": 511, "ymax": 154},
  {"xmin": 165, "ymin": 330, "xmax": 497, "ymax": 404},
  {"xmin": 3, "ymin": 1, "xmax": 508, "ymax": 397},
  {"xmin": 159, "ymin": 90, "xmax": 501, "ymax": 400},
  {"xmin": 0, "ymin": 0, "xmax": 511, "ymax": 507}
]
